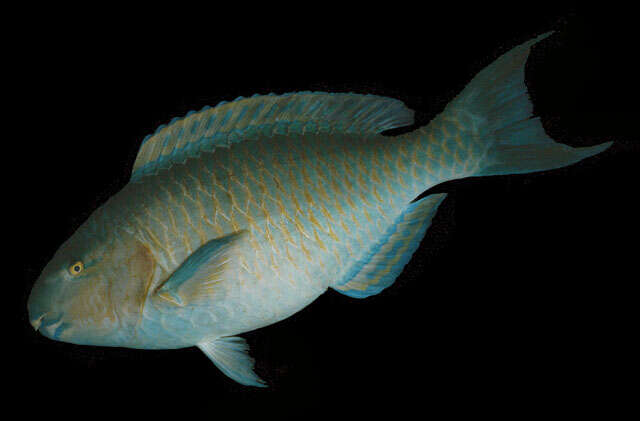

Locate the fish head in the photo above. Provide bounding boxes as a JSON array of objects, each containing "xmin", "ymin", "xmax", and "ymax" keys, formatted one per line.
[{"xmin": 28, "ymin": 219, "xmax": 157, "ymax": 347}]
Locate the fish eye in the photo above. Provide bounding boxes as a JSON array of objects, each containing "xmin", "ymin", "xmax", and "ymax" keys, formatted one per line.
[{"xmin": 69, "ymin": 261, "xmax": 84, "ymax": 275}]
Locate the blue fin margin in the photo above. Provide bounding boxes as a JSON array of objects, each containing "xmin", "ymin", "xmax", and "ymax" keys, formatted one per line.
[
  {"xmin": 334, "ymin": 193, "xmax": 447, "ymax": 298},
  {"xmin": 131, "ymin": 92, "xmax": 414, "ymax": 182}
]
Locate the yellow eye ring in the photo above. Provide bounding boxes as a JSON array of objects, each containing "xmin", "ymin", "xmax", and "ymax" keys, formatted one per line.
[{"xmin": 69, "ymin": 261, "xmax": 84, "ymax": 275}]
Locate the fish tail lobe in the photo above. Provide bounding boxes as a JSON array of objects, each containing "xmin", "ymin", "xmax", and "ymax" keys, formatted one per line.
[{"xmin": 414, "ymin": 32, "xmax": 611, "ymax": 179}]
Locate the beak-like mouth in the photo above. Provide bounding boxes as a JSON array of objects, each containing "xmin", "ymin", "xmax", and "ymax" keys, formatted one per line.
[
  {"xmin": 30, "ymin": 313, "xmax": 47, "ymax": 331},
  {"xmin": 31, "ymin": 313, "xmax": 69, "ymax": 340}
]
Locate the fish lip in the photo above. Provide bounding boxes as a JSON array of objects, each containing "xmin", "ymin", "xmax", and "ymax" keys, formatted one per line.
[
  {"xmin": 29, "ymin": 313, "xmax": 47, "ymax": 331},
  {"xmin": 44, "ymin": 319, "xmax": 68, "ymax": 339},
  {"xmin": 52, "ymin": 322, "xmax": 70, "ymax": 340},
  {"xmin": 31, "ymin": 313, "xmax": 66, "ymax": 339},
  {"xmin": 41, "ymin": 313, "xmax": 63, "ymax": 328}
]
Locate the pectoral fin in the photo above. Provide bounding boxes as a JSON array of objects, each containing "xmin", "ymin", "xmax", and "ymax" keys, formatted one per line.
[
  {"xmin": 155, "ymin": 231, "xmax": 247, "ymax": 306},
  {"xmin": 198, "ymin": 336, "xmax": 267, "ymax": 387}
]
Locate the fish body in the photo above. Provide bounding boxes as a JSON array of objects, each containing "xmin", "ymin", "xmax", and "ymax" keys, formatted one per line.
[{"xmin": 28, "ymin": 33, "xmax": 611, "ymax": 386}]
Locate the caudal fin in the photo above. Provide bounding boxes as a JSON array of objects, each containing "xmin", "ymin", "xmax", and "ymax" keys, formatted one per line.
[{"xmin": 444, "ymin": 32, "xmax": 611, "ymax": 176}]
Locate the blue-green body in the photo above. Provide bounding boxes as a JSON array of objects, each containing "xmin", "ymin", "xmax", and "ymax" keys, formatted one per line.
[{"xmin": 27, "ymin": 33, "xmax": 611, "ymax": 386}]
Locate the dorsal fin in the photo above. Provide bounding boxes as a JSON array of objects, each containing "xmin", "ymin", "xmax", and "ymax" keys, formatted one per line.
[{"xmin": 131, "ymin": 92, "xmax": 414, "ymax": 182}]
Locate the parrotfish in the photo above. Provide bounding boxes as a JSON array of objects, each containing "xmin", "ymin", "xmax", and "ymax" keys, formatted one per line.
[{"xmin": 28, "ymin": 32, "xmax": 611, "ymax": 386}]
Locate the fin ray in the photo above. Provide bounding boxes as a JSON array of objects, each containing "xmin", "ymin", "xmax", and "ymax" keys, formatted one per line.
[
  {"xmin": 155, "ymin": 231, "xmax": 246, "ymax": 306},
  {"xmin": 198, "ymin": 336, "xmax": 266, "ymax": 387},
  {"xmin": 438, "ymin": 32, "xmax": 612, "ymax": 176},
  {"xmin": 132, "ymin": 92, "xmax": 414, "ymax": 181},
  {"xmin": 334, "ymin": 193, "xmax": 447, "ymax": 298}
]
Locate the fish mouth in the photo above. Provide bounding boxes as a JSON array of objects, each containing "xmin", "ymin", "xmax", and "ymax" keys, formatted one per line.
[
  {"xmin": 31, "ymin": 313, "xmax": 69, "ymax": 339},
  {"xmin": 30, "ymin": 313, "xmax": 47, "ymax": 331}
]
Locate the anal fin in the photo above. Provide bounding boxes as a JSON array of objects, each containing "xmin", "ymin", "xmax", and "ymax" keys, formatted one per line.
[
  {"xmin": 334, "ymin": 193, "xmax": 447, "ymax": 298},
  {"xmin": 198, "ymin": 336, "xmax": 267, "ymax": 387}
]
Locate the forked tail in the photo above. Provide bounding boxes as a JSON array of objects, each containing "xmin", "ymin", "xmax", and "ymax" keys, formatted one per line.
[
  {"xmin": 333, "ymin": 32, "xmax": 611, "ymax": 300},
  {"xmin": 432, "ymin": 32, "xmax": 611, "ymax": 178}
]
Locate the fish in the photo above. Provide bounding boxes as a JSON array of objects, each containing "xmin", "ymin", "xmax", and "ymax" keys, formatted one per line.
[{"xmin": 27, "ymin": 32, "xmax": 612, "ymax": 387}]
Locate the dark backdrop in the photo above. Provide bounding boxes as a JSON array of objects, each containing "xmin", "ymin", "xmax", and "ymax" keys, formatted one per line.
[{"xmin": 14, "ymin": 3, "xmax": 638, "ymax": 418}]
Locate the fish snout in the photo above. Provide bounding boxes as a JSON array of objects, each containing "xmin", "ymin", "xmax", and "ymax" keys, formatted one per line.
[
  {"xmin": 27, "ymin": 289, "xmax": 51, "ymax": 333},
  {"xmin": 28, "ymin": 271, "xmax": 67, "ymax": 337}
]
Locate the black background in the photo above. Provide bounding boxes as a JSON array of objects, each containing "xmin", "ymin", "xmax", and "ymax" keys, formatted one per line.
[{"xmin": 14, "ymin": 2, "xmax": 638, "ymax": 418}]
